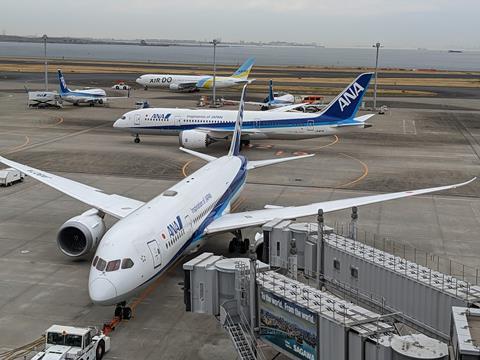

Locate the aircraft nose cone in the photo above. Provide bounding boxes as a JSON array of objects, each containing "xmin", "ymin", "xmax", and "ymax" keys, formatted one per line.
[
  {"xmin": 135, "ymin": 77, "xmax": 142, "ymax": 84},
  {"xmin": 113, "ymin": 119, "xmax": 121, "ymax": 128},
  {"xmin": 89, "ymin": 277, "xmax": 117, "ymax": 305}
]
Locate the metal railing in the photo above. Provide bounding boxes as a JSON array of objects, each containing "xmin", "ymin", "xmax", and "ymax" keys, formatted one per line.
[
  {"xmin": 220, "ymin": 300, "xmax": 267, "ymax": 360},
  {"xmin": 327, "ymin": 226, "xmax": 480, "ymax": 302},
  {"xmin": 333, "ymin": 221, "xmax": 480, "ymax": 286}
]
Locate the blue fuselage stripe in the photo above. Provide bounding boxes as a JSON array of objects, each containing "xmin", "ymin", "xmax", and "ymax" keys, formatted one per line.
[{"xmin": 129, "ymin": 116, "xmax": 359, "ymax": 132}]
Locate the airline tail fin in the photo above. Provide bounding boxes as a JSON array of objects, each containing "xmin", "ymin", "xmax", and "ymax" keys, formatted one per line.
[
  {"xmin": 57, "ymin": 69, "xmax": 70, "ymax": 94},
  {"xmin": 268, "ymin": 80, "xmax": 274, "ymax": 103},
  {"xmin": 317, "ymin": 72, "xmax": 373, "ymax": 121},
  {"xmin": 228, "ymin": 83, "xmax": 248, "ymax": 156},
  {"xmin": 231, "ymin": 57, "xmax": 255, "ymax": 80}
]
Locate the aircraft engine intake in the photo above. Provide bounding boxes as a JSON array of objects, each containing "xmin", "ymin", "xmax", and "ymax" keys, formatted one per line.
[
  {"xmin": 57, "ymin": 209, "xmax": 106, "ymax": 257},
  {"xmin": 179, "ymin": 130, "xmax": 214, "ymax": 149}
]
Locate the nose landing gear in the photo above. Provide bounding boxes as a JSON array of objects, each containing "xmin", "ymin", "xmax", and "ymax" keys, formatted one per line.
[
  {"xmin": 134, "ymin": 134, "xmax": 141, "ymax": 143},
  {"xmin": 114, "ymin": 301, "xmax": 132, "ymax": 320}
]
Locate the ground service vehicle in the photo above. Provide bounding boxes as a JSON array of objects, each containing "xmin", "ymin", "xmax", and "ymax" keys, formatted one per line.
[{"xmin": 31, "ymin": 325, "xmax": 111, "ymax": 360}]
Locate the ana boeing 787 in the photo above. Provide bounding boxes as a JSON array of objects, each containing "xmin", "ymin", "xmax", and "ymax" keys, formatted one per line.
[
  {"xmin": 0, "ymin": 84, "xmax": 474, "ymax": 319},
  {"xmin": 114, "ymin": 73, "xmax": 375, "ymax": 146}
]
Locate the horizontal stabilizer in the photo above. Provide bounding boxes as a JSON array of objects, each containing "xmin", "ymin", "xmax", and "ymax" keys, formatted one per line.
[
  {"xmin": 179, "ymin": 147, "xmax": 217, "ymax": 162},
  {"xmin": 335, "ymin": 114, "xmax": 375, "ymax": 127},
  {"xmin": 247, "ymin": 153, "xmax": 314, "ymax": 170}
]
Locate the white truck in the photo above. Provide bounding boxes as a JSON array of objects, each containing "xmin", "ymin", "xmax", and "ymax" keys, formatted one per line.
[
  {"xmin": 0, "ymin": 168, "xmax": 24, "ymax": 186},
  {"xmin": 28, "ymin": 91, "xmax": 63, "ymax": 109},
  {"xmin": 31, "ymin": 325, "xmax": 111, "ymax": 360}
]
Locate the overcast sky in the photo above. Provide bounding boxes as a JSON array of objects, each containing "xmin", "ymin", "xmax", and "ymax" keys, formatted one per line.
[{"xmin": 1, "ymin": 0, "xmax": 478, "ymax": 49}]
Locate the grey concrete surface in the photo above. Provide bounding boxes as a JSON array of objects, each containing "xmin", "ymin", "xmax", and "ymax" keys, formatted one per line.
[{"xmin": 0, "ymin": 78, "xmax": 480, "ymax": 359}]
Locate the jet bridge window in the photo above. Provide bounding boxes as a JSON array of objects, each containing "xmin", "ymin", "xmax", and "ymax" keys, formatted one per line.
[
  {"xmin": 106, "ymin": 259, "xmax": 121, "ymax": 272},
  {"xmin": 121, "ymin": 258, "xmax": 134, "ymax": 269},
  {"xmin": 96, "ymin": 258, "xmax": 107, "ymax": 272}
]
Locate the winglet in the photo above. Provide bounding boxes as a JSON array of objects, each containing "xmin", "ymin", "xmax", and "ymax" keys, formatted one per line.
[{"xmin": 228, "ymin": 83, "xmax": 248, "ymax": 157}]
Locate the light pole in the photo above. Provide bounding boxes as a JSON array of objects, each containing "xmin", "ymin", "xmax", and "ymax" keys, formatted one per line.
[
  {"xmin": 211, "ymin": 38, "xmax": 220, "ymax": 106},
  {"xmin": 372, "ymin": 42, "xmax": 382, "ymax": 110},
  {"xmin": 43, "ymin": 34, "xmax": 48, "ymax": 91}
]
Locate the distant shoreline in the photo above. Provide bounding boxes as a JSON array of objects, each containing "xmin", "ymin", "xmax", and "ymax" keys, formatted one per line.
[{"xmin": 0, "ymin": 35, "xmax": 322, "ymax": 49}]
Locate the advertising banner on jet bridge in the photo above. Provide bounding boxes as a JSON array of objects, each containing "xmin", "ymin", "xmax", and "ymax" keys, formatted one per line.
[{"xmin": 259, "ymin": 289, "xmax": 318, "ymax": 360}]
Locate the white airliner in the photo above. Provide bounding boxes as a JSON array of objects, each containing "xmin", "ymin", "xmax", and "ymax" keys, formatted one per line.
[
  {"xmin": 0, "ymin": 84, "xmax": 474, "ymax": 320},
  {"xmin": 135, "ymin": 57, "xmax": 255, "ymax": 92},
  {"xmin": 57, "ymin": 70, "xmax": 127, "ymax": 106},
  {"xmin": 114, "ymin": 73, "xmax": 375, "ymax": 146},
  {"xmin": 225, "ymin": 79, "xmax": 295, "ymax": 110}
]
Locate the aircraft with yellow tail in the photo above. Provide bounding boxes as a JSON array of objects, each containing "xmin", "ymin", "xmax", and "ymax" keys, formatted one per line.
[{"xmin": 135, "ymin": 57, "xmax": 255, "ymax": 92}]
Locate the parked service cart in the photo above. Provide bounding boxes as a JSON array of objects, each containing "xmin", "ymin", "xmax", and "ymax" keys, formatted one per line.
[
  {"xmin": 112, "ymin": 82, "xmax": 131, "ymax": 90},
  {"xmin": 28, "ymin": 91, "xmax": 63, "ymax": 108},
  {"xmin": 0, "ymin": 168, "xmax": 24, "ymax": 186},
  {"xmin": 31, "ymin": 324, "xmax": 111, "ymax": 360}
]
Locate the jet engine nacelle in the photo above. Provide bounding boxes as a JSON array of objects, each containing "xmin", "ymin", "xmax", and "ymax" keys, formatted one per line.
[
  {"xmin": 169, "ymin": 83, "xmax": 180, "ymax": 90},
  {"xmin": 57, "ymin": 209, "xmax": 106, "ymax": 258},
  {"xmin": 179, "ymin": 130, "xmax": 214, "ymax": 149}
]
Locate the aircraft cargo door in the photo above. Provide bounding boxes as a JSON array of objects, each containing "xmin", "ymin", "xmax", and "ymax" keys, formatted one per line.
[{"xmin": 147, "ymin": 239, "xmax": 162, "ymax": 268}]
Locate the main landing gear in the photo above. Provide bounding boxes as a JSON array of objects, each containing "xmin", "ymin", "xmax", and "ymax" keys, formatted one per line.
[
  {"xmin": 240, "ymin": 139, "xmax": 250, "ymax": 150},
  {"xmin": 228, "ymin": 230, "xmax": 250, "ymax": 254},
  {"xmin": 134, "ymin": 134, "xmax": 141, "ymax": 143},
  {"xmin": 114, "ymin": 301, "xmax": 132, "ymax": 320}
]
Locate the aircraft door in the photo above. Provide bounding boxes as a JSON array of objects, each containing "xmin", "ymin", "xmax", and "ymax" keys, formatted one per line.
[
  {"xmin": 147, "ymin": 239, "xmax": 162, "ymax": 268},
  {"xmin": 134, "ymin": 113, "xmax": 141, "ymax": 126},
  {"xmin": 184, "ymin": 215, "xmax": 193, "ymax": 233}
]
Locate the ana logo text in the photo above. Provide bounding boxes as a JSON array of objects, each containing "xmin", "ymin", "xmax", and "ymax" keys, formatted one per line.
[
  {"xmin": 151, "ymin": 113, "xmax": 171, "ymax": 121},
  {"xmin": 338, "ymin": 82, "xmax": 364, "ymax": 112},
  {"xmin": 167, "ymin": 216, "xmax": 183, "ymax": 237}
]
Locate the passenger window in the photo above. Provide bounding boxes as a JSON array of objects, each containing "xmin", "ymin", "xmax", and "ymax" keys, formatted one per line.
[
  {"xmin": 106, "ymin": 259, "xmax": 121, "ymax": 272},
  {"xmin": 121, "ymin": 258, "xmax": 134, "ymax": 269},
  {"xmin": 92, "ymin": 256, "xmax": 98, "ymax": 267},
  {"xmin": 96, "ymin": 258, "xmax": 107, "ymax": 271}
]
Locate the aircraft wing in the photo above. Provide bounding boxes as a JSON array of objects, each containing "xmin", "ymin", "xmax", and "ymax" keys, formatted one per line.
[
  {"xmin": 0, "ymin": 156, "xmax": 145, "ymax": 219},
  {"xmin": 204, "ymin": 178, "xmax": 475, "ymax": 234},
  {"xmin": 223, "ymin": 99, "xmax": 267, "ymax": 107},
  {"xmin": 105, "ymin": 96, "xmax": 129, "ymax": 101},
  {"xmin": 194, "ymin": 127, "xmax": 261, "ymax": 137},
  {"xmin": 267, "ymin": 103, "xmax": 309, "ymax": 112}
]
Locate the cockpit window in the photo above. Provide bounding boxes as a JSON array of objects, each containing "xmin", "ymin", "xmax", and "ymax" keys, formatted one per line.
[
  {"xmin": 96, "ymin": 258, "xmax": 107, "ymax": 272},
  {"xmin": 121, "ymin": 258, "xmax": 134, "ymax": 269},
  {"xmin": 121, "ymin": 116, "xmax": 126, "ymax": 120},
  {"xmin": 106, "ymin": 259, "xmax": 121, "ymax": 272},
  {"xmin": 92, "ymin": 256, "xmax": 98, "ymax": 267}
]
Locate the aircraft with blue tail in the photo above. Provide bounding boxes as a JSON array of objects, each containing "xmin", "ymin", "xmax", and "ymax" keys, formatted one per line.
[
  {"xmin": 135, "ymin": 57, "xmax": 255, "ymax": 92},
  {"xmin": 57, "ymin": 69, "xmax": 128, "ymax": 106},
  {"xmin": 115, "ymin": 72, "xmax": 375, "ymax": 146},
  {"xmin": 0, "ymin": 82, "xmax": 474, "ymax": 313},
  {"xmin": 225, "ymin": 79, "xmax": 295, "ymax": 110}
]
